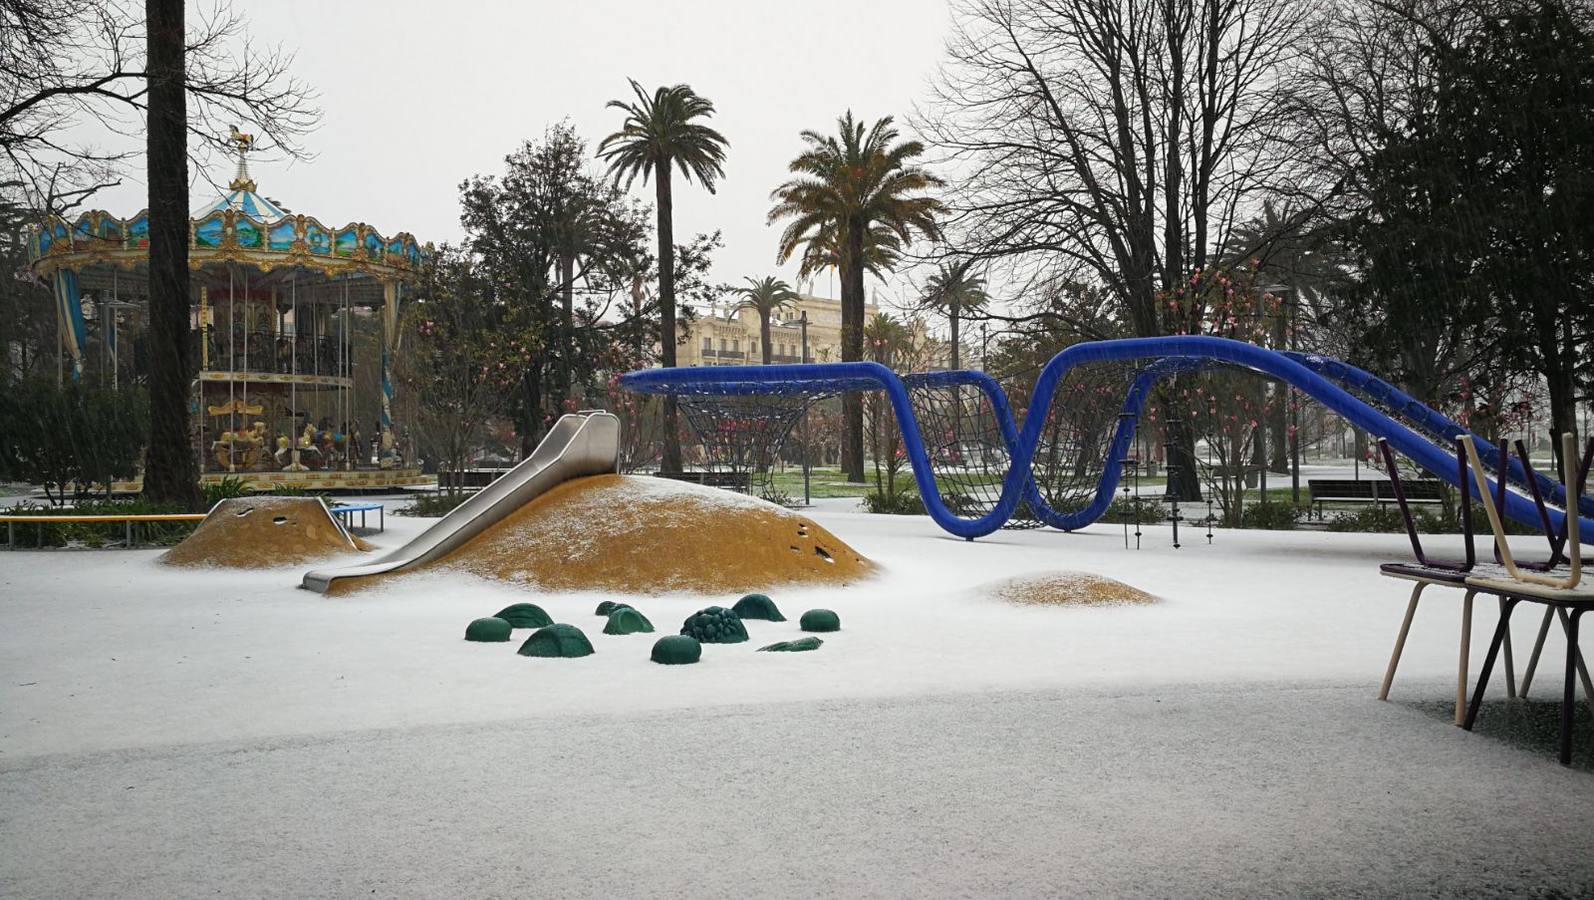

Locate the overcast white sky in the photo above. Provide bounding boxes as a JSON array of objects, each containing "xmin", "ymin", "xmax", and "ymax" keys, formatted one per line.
[{"xmin": 87, "ymin": 0, "xmax": 956, "ymax": 309}]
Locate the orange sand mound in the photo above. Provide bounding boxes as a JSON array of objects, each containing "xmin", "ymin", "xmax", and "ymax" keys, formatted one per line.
[
  {"xmin": 161, "ymin": 496, "xmax": 370, "ymax": 569},
  {"xmin": 348, "ymin": 474, "xmax": 874, "ymax": 595},
  {"xmin": 991, "ymin": 571, "xmax": 1157, "ymax": 607}
]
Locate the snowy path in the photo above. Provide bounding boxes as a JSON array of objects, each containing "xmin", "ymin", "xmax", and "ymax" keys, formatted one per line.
[
  {"xmin": 2, "ymin": 500, "xmax": 1591, "ymax": 895},
  {"xmin": 4, "ymin": 685, "xmax": 1592, "ymax": 898}
]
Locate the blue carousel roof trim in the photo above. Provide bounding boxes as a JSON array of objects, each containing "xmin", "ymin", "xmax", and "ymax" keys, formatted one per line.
[{"xmin": 193, "ymin": 188, "xmax": 289, "ymax": 220}]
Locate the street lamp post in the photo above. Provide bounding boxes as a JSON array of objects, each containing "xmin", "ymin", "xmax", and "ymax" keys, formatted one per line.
[{"xmin": 800, "ymin": 310, "xmax": 811, "ymax": 506}]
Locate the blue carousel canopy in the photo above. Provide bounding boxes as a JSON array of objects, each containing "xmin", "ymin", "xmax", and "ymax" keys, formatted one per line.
[{"xmin": 193, "ymin": 187, "xmax": 290, "ymax": 220}]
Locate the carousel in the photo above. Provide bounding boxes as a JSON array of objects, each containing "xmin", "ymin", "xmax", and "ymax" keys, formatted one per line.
[{"xmin": 25, "ymin": 131, "xmax": 433, "ymax": 491}]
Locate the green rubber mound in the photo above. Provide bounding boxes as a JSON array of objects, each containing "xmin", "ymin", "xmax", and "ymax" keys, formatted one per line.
[
  {"xmin": 465, "ymin": 617, "xmax": 513, "ymax": 643},
  {"xmin": 650, "ymin": 634, "xmax": 702, "ymax": 665},
  {"xmin": 603, "ymin": 606, "xmax": 655, "ymax": 635},
  {"xmin": 494, "ymin": 603, "xmax": 552, "ymax": 629},
  {"xmin": 758, "ymin": 636, "xmax": 823, "ymax": 652},
  {"xmin": 799, "ymin": 609, "xmax": 841, "ymax": 632},
  {"xmin": 732, "ymin": 593, "xmax": 785, "ymax": 622},
  {"xmin": 680, "ymin": 606, "xmax": 749, "ymax": 644},
  {"xmin": 595, "ymin": 600, "xmax": 629, "ymax": 617},
  {"xmin": 517, "ymin": 623, "xmax": 595, "ymax": 658}
]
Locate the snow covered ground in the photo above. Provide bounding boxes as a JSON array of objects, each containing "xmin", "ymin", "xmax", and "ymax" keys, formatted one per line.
[{"xmin": 3, "ymin": 495, "xmax": 1592, "ymax": 897}]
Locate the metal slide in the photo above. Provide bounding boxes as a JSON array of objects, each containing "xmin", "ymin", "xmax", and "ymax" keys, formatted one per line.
[{"xmin": 302, "ymin": 411, "xmax": 620, "ymax": 593}]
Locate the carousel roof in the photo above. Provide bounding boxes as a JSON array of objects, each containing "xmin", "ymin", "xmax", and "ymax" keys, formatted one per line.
[
  {"xmin": 26, "ymin": 130, "xmax": 430, "ymax": 281},
  {"xmin": 193, "ymin": 186, "xmax": 289, "ymax": 220}
]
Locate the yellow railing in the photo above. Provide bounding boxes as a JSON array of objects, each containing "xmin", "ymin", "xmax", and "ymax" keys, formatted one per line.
[{"xmin": 2, "ymin": 513, "xmax": 206, "ymax": 549}]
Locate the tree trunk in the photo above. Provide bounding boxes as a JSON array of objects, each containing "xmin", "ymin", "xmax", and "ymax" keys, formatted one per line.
[
  {"xmin": 559, "ymin": 251, "xmax": 574, "ymax": 410},
  {"xmin": 655, "ymin": 166, "xmax": 682, "ymax": 474},
  {"xmin": 949, "ymin": 299, "xmax": 960, "ymax": 370},
  {"xmin": 759, "ymin": 310, "xmax": 772, "ymax": 364},
  {"xmin": 1544, "ymin": 357, "xmax": 1578, "ymax": 480},
  {"xmin": 840, "ymin": 218, "xmax": 866, "ymax": 482},
  {"xmin": 1157, "ymin": 377, "xmax": 1204, "ymax": 503},
  {"xmin": 142, "ymin": 0, "xmax": 201, "ymax": 511}
]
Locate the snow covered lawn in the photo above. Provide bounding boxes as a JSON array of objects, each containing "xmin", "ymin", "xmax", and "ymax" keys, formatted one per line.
[{"xmin": 2, "ymin": 499, "xmax": 1591, "ymax": 896}]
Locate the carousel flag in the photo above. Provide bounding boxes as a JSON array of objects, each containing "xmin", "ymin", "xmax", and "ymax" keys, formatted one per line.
[{"xmin": 53, "ymin": 269, "xmax": 88, "ymax": 379}]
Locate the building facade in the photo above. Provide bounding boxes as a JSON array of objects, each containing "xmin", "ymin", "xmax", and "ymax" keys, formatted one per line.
[{"xmin": 678, "ymin": 293, "xmax": 878, "ymax": 367}]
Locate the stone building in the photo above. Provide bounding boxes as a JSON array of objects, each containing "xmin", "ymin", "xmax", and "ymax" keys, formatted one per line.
[{"xmin": 678, "ymin": 293, "xmax": 878, "ymax": 366}]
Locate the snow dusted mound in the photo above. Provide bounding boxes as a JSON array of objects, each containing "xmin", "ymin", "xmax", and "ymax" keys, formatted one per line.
[
  {"xmin": 161, "ymin": 496, "xmax": 370, "ymax": 569},
  {"xmin": 366, "ymin": 474, "xmax": 873, "ymax": 595},
  {"xmin": 989, "ymin": 570, "xmax": 1157, "ymax": 607}
]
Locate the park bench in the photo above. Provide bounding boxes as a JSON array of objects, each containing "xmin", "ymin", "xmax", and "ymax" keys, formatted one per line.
[
  {"xmin": 330, "ymin": 502, "xmax": 385, "ymax": 534},
  {"xmin": 1308, "ymin": 478, "xmax": 1446, "ymax": 519},
  {"xmin": 654, "ymin": 470, "xmax": 753, "ymax": 494},
  {"xmin": 0, "ymin": 513, "xmax": 206, "ymax": 549}
]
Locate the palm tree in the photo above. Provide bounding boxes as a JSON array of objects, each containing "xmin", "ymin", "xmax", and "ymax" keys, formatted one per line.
[
  {"xmin": 730, "ymin": 276, "xmax": 799, "ymax": 364},
  {"xmin": 797, "ymin": 222, "xmax": 903, "ymax": 284},
  {"xmin": 599, "ymin": 79, "xmax": 729, "ymax": 473},
  {"xmin": 768, "ymin": 112, "xmax": 942, "ymax": 481},
  {"xmin": 921, "ymin": 261, "xmax": 989, "ymax": 370}
]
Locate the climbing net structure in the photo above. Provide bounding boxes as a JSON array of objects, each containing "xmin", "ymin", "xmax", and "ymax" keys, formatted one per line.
[
  {"xmin": 675, "ymin": 393, "xmax": 820, "ymax": 503},
  {"xmin": 901, "ymin": 372, "xmax": 1033, "ymax": 525},
  {"xmin": 620, "ymin": 336, "xmax": 1594, "ymax": 541}
]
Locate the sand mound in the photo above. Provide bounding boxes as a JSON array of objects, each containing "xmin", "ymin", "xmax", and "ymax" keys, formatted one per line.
[
  {"xmin": 365, "ymin": 474, "xmax": 872, "ymax": 595},
  {"xmin": 990, "ymin": 571, "xmax": 1157, "ymax": 607},
  {"xmin": 161, "ymin": 496, "xmax": 370, "ymax": 569}
]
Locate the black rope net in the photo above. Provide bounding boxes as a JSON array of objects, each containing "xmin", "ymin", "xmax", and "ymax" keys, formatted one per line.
[
  {"xmin": 674, "ymin": 393, "xmax": 820, "ymax": 504},
  {"xmin": 1025, "ymin": 361, "xmax": 1147, "ymax": 524},
  {"xmin": 902, "ymin": 376, "xmax": 1034, "ymax": 526}
]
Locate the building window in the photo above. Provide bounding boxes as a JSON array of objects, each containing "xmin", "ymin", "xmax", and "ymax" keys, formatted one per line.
[{"xmin": 702, "ymin": 337, "xmax": 711, "ymax": 351}]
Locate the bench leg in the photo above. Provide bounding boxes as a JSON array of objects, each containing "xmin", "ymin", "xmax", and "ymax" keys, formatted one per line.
[
  {"xmin": 1520, "ymin": 606, "xmax": 1556, "ymax": 698},
  {"xmin": 1456, "ymin": 590, "xmax": 1476, "ymax": 725},
  {"xmin": 1557, "ymin": 608, "xmax": 1594, "ymax": 719},
  {"xmin": 1464, "ymin": 596, "xmax": 1519, "ymax": 731},
  {"xmin": 1380, "ymin": 581, "xmax": 1425, "ymax": 701},
  {"xmin": 1561, "ymin": 608, "xmax": 1583, "ymax": 766},
  {"xmin": 1501, "ymin": 596, "xmax": 1517, "ymax": 699}
]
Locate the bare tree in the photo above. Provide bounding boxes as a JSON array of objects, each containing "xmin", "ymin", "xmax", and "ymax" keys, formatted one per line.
[
  {"xmin": 2, "ymin": 0, "xmax": 318, "ymax": 213},
  {"xmin": 1291, "ymin": 0, "xmax": 1511, "ymax": 408},
  {"xmin": 921, "ymin": 0, "xmax": 1309, "ymax": 497}
]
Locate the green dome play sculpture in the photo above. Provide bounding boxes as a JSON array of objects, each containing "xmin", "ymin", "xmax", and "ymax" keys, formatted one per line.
[
  {"xmin": 800, "ymin": 609, "xmax": 841, "ymax": 632},
  {"xmin": 603, "ymin": 606, "xmax": 655, "ymax": 635},
  {"xmin": 650, "ymin": 634, "xmax": 702, "ymax": 665},
  {"xmin": 680, "ymin": 606, "xmax": 748, "ymax": 644},
  {"xmin": 494, "ymin": 603, "xmax": 552, "ymax": 629},
  {"xmin": 465, "ymin": 617, "xmax": 513, "ymax": 642},
  {"xmin": 757, "ymin": 636, "xmax": 823, "ymax": 652},
  {"xmin": 595, "ymin": 600, "xmax": 624, "ymax": 617},
  {"xmin": 732, "ymin": 593, "xmax": 785, "ymax": 622},
  {"xmin": 517, "ymin": 623, "xmax": 595, "ymax": 658}
]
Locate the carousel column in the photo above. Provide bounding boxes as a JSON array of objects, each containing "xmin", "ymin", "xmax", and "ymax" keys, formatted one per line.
[
  {"xmin": 198, "ymin": 286, "xmax": 208, "ymax": 473},
  {"xmin": 380, "ymin": 279, "xmax": 399, "ymax": 469}
]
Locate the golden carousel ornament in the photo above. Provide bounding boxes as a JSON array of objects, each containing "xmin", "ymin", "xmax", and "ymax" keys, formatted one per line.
[{"xmin": 26, "ymin": 131, "xmax": 434, "ymax": 491}]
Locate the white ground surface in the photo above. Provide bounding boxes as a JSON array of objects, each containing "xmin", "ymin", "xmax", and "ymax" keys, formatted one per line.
[{"xmin": 3, "ymin": 495, "xmax": 1592, "ymax": 897}]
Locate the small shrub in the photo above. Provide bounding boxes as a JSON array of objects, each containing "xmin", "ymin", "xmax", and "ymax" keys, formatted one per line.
[
  {"xmin": 864, "ymin": 490, "xmax": 926, "ymax": 515},
  {"xmin": 1229, "ymin": 502, "xmax": 1304, "ymax": 531},
  {"xmin": 399, "ymin": 491, "xmax": 472, "ymax": 517},
  {"xmin": 1326, "ymin": 505, "xmax": 1435, "ymax": 533},
  {"xmin": 1098, "ymin": 496, "xmax": 1166, "ymax": 525},
  {"xmin": 202, "ymin": 476, "xmax": 251, "ymax": 505}
]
